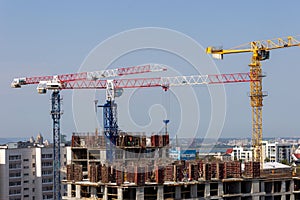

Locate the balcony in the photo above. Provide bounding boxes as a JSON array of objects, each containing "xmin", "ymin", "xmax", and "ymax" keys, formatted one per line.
[
  {"xmin": 42, "ymin": 187, "xmax": 53, "ymax": 192},
  {"xmin": 9, "ymin": 190, "xmax": 21, "ymax": 196},
  {"xmin": 9, "ymin": 174, "xmax": 21, "ymax": 179}
]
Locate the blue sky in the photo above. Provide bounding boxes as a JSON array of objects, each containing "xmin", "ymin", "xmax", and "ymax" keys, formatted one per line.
[{"xmin": 1, "ymin": 1, "xmax": 300, "ymax": 140}]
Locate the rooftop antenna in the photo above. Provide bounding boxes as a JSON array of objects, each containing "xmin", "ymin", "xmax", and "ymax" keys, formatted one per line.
[
  {"xmin": 94, "ymin": 99, "xmax": 99, "ymax": 137},
  {"xmin": 163, "ymin": 119, "xmax": 170, "ymax": 135},
  {"xmin": 175, "ymin": 134, "xmax": 179, "ymax": 148}
]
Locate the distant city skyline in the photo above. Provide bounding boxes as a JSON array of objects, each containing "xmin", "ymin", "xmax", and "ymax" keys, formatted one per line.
[{"xmin": 1, "ymin": 1, "xmax": 300, "ymax": 140}]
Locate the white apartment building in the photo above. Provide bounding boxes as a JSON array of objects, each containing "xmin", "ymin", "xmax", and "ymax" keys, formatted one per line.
[
  {"xmin": 231, "ymin": 146, "xmax": 252, "ymax": 162},
  {"xmin": 262, "ymin": 141, "xmax": 277, "ymax": 162},
  {"xmin": 262, "ymin": 141, "xmax": 292, "ymax": 163},
  {"xmin": 0, "ymin": 141, "xmax": 67, "ymax": 200}
]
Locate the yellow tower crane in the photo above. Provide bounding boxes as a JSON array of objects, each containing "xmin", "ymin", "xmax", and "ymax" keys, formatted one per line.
[{"xmin": 206, "ymin": 35, "xmax": 300, "ymax": 166}]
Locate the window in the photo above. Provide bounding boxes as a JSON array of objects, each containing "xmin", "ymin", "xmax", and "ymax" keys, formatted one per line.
[
  {"xmin": 23, "ymin": 180, "xmax": 29, "ymax": 183},
  {"xmin": 9, "ymin": 172, "xmax": 21, "ymax": 177},
  {"xmin": 9, "ymin": 155, "xmax": 21, "ymax": 160},
  {"xmin": 42, "ymin": 186, "xmax": 52, "ymax": 191},
  {"xmin": 23, "ymin": 159, "xmax": 29, "ymax": 162},
  {"xmin": 24, "ymin": 188, "xmax": 29, "ymax": 191},
  {"xmin": 42, "ymin": 161, "xmax": 52, "ymax": 167},
  {"xmin": 43, "ymin": 194, "xmax": 53, "ymax": 199},
  {"xmin": 9, "ymin": 188, "xmax": 21, "ymax": 194},
  {"xmin": 24, "ymin": 195, "xmax": 29, "ymax": 197},
  {"xmin": 9, "ymin": 163, "xmax": 21, "ymax": 169},
  {"xmin": 9, "ymin": 181, "xmax": 21, "ymax": 186},
  {"xmin": 23, "ymin": 166, "xmax": 29, "ymax": 169},
  {"xmin": 32, "ymin": 188, "xmax": 35, "ymax": 192},
  {"xmin": 32, "ymin": 163, "xmax": 35, "ymax": 168},
  {"xmin": 42, "ymin": 170, "xmax": 52, "ymax": 175},
  {"xmin": 24, "ymin": 173, "xmax": 29, "ymax": 176},
  {"xmin": 41, "ymin": 154, "xmax": 52, "ymax": 159},
  {"xmin": 42, "ymin": 178, "xmax": 53, "ymax": 183}
]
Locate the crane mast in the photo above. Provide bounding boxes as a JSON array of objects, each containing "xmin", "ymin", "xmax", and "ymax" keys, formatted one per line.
[
  {"xmin": 99, "ymin": 80, "xmax": 119, "ymax": 162},
  {"xmin": 206, "ymin": 35, "xmax": 300, "ymax": 166},
  {"xmin": 51, "ymin": 90, "xmax": 62, "ymax": 199},
  {"xmin": 248, "ymin": 48, "xmax": 266, "ymax": 165}
]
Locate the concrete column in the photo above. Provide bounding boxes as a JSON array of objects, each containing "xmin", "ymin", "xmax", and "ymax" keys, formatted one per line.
[
  {"xmin": 175, "ymin": 186, "xmax": 181, "ymax": 200},
  {"xmin": 117, "ymin": 187, "xmax": 123, "ymax": 200},
  {"xmin": 103, "ymin": 186, "xmax": 108, "ymax": 200},
  {"xmin": 123, "ymin": 150, "xmax": 126, "ymax": 160},
  {"xmin": 290, "ymin": 194, "xmax": 295, "ymax": 200},
  {"xmin": 252, "ymin": 196, "xmax": 260, "ymax": 200},
  {"xmin": 129, "ymin": 188, "xmax": 135, "ymax": 199},
  {"xmin": 218, "ymin": 181, "xmax": 224, "ymax": 196},
  {"xmin": 90, "ymin": 187, "xmax": 97, "ymax": 198},
  {"xmin": 291, "ymin": 180, "xmax": 294, "ymax": 192},
  {"xmin": 161, "ymin": 149, "xmax": 166, "ymax": 159},
  {"xmin": 157, "ymin": 186, "xmax": 164, "ymax": 200},
  {"xmin": 67, "ymin": 184, "xmax": 72, "ymax": 197},
  {"xmin": 204, "ymin": 183, "xmax": 210, "ymax": 197},
  {"xmin": 281, "ymin": 181, "xmax": 286, "ymax": 193},
  {"xmin": 75, "ymin": 185, "xmax": 81, "ymax": 199},
  {"xmin": 281, "ymin": 195, "xmax": 286, "ymax": 200},
  {"xmin": 237, "ymin": 182, "xmax": 241, "ymax": 193},
  {"xmin": 190, "ymin": 184, "xmax": 197, "ymax": 198},
  {"xmin": 252, "ymin": 180, "xmax": 260, "ymax": 193},
  {"xmin": 136, "ymin": 187, "xmax": 144, "ymax": 200},
  {"xmin": 290, "ymin": 180, "xmax": 295, "ymax": 200},
  {"xmin": 260, "ymin": 181, "xmax": 265, "ymax": 194}
]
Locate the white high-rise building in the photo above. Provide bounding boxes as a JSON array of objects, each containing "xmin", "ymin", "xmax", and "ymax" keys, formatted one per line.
[
  {"xmin": 0, "ymin": 141, "xmax": 67, "ymax": 200},
  {"xmin": 262, "ymin": 141, "xmax": 277, "ymax": 162},
  {"xmin": 262, "ymin": 141, "xmax": 292, "ymax": 163}
]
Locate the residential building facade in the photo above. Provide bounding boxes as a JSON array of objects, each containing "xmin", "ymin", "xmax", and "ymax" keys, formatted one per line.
[
  {"xmin": 231, "ymin": 146, "xmax": 253, "ymax": 162},
  {"xmin": 0, "ymin": 141, "xmax": 67, "ymax": 200},
  {"xmin": 277, "ymin": 143, "xmax": 292, "ymax": 163},
  {"xmin": 262, "ymin": 141, "xmax": 292, "ymax": 163}
]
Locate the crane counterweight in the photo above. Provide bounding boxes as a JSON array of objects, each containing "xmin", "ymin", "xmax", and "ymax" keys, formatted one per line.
[{"xmin": 11, "ymin": 77, "xmax": 26, "ymax": 88}]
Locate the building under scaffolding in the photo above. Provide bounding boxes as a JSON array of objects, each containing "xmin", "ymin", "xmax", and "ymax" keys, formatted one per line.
[{"xmin": 63, "ymin": 132, "xmax": 300, "ymax": 200}]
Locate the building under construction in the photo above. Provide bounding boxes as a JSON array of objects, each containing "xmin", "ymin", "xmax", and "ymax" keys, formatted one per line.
[{"xmin": 62, "ymin": 132, "xmax": 300, "ymax": 200}]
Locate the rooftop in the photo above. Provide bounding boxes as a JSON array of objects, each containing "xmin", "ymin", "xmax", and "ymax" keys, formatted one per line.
[{"xmin": 263, "ymin": 162, "xmax": 291, "ymax": 169}]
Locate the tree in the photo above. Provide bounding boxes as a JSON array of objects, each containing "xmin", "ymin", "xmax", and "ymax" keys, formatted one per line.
[{"xmin": 280, "ymin": 159, "xmax": 289, "ymax": 165}]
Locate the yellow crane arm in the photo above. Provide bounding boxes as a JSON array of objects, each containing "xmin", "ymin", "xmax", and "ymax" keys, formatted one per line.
[
  {"xmin": 206, "ymin": 35, "xmax": 300, "ymax": 59},
  {"xmin": 206, "ymin": 48, "xmax": 252, "ymax": 56},
  {"xmin": 255, "ymin": 35, "xmax": 300, "ymax": 50}
]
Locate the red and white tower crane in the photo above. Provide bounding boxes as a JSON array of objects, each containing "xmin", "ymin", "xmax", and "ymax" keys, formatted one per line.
[
  {"xmin": 11, "ymin": 64, "xmax": 257, "ymax": 200},
  {"xmin": 11, "ymin": 64, "xmax": 166, "ymax": 200}
]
